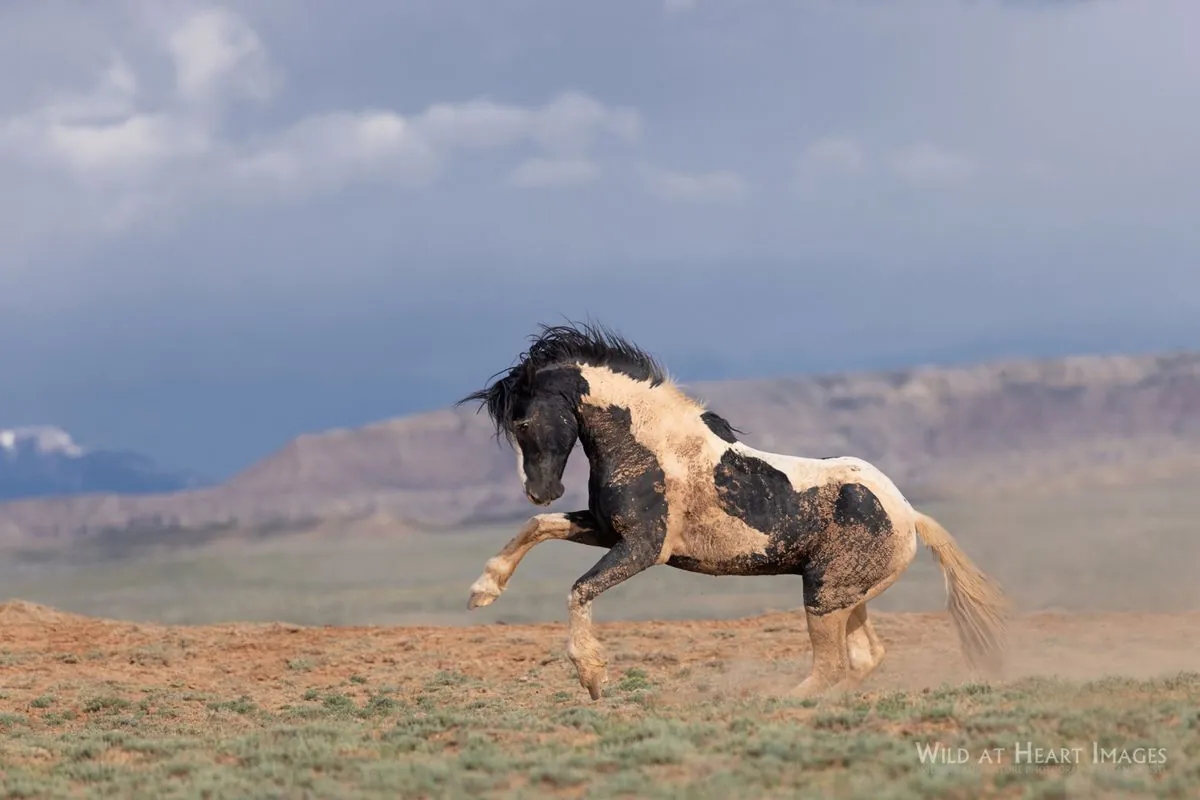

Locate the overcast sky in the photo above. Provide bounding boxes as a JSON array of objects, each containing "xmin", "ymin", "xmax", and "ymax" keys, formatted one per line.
[{"xmin": 2, "ymin": 0, "xmax": 1198, "ymax": 477}]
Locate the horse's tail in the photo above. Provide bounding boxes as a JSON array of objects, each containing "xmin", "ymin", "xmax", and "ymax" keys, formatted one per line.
[{"xmin": 913, "ymin": 511, "xmax": 1009, "ymax": 676}]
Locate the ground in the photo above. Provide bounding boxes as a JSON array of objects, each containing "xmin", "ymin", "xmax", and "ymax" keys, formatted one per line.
[{"xmin": 1, "ymin": 600, "xmax": 1197, "ymax": 799}]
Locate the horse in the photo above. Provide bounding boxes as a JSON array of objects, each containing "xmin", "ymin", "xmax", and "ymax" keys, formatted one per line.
[{"xmin": 456, "ymin": 321, "xmax": 1008, "ymax": 701}]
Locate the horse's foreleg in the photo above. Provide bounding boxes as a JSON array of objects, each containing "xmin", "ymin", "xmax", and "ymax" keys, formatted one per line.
[
  {"xmin": 468, "ymin": 511, "xmax": 607, "ymax": 610},
  {"xmin": 567, "ymin": 537, "xmax": 659, "ymax": 700}
]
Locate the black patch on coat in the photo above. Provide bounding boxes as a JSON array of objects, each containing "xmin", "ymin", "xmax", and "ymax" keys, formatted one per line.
[
  {"xmin": 563, "ymin": 510, "xmax": 620, "ymax": 549},
  {"xmin": 676, "ymin": 449, "xmax": 896, "ymax": 614},
  {"xmin": 570, "ymin": 403, "xmax": 670, "ymax": 603},
  {"xmin": 700, "ymin": 411, "xmax": 741, "ymax": 443},
  {"xmin": 833, "ymin": 482, "xmax": 890, "ymax": 534},
  {"xmin": 706, "ymin": 449, "xmax": 826, "ymax": 574}
]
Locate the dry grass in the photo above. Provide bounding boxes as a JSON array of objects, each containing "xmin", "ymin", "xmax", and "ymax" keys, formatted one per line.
[
  {"xmin": 1, "ymin": 602, "xmax": 1199, "ymax": 798},
  {"xmin": 1, "ymin": 482, "xmax": 1198, "ymax": 797}
]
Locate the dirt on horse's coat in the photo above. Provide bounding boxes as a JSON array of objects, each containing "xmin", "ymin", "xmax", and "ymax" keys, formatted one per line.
[{"xmin": 458, "ymin": 321, "xmax": 1009, "ymax": 701}]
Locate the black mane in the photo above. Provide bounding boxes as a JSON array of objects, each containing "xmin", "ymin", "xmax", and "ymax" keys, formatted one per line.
[{"xmin": 455, "ymin": 320, "xmax": 668, "ymax": 442}]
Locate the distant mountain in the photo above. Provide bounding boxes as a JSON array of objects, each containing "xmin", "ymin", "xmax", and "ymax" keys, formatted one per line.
[
  {"xmin": 0, "ymin": 426, "xmax": 206, "ymax": 501},
  {"xmin": 0, "ymin": 350, "xmax": 1199, "ymax": 544}
]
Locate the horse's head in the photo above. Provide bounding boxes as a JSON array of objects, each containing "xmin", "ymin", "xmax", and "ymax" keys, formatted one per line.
[
  {"xmin": 457, "ymin": 359, "xmax": 583, "ymax": 507},
  {"xmin": 507, "ymin": 366, "xmax": 581, "ymax": 505},
  {"xmin": 457, "ymin": 320, "xmax": 667, "ymax": 506}
]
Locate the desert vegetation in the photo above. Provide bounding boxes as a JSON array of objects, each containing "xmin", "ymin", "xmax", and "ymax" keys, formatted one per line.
[
  {"xmin": 0, "ymin": 601, "xmax": 1197, "ymax": 799},
  {"xmin": 0, "ymin": 481, "xmax": 1198, "ymax": 796}
]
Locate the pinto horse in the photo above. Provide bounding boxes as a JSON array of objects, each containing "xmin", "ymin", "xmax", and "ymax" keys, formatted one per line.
[{"xmin": 457, "ymin": 321, "xmax": 1008, "ymax": 701}]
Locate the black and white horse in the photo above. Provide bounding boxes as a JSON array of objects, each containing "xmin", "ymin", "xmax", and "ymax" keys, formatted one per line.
[{"xmin": 457, "ymin": 322, "xmax": 1008, "ymax": 700}]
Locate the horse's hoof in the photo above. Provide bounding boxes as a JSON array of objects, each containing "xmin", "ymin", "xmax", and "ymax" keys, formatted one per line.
[
  {"xmin": 578, "ymin": 664, "xmax": 607, "ymax": 701},
  {"xmin": 467, "ymin": 572, "xmax": 503, "ymax": 609},
  {"xmin": 467, "ymin": 590, "xmax": 498, "ymax": 610},
  {"xmin": 786, "ymin": 676, "xmax": 829, "ymax": 701}
]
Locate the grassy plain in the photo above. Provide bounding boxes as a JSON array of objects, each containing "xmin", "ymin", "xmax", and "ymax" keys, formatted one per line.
[
  {"xmin": 1, "ymin": 604, "xmax": 1198, "ymax": 799},
  {"xmin": 1, "ymin": 481, "xmax": 1198, "ymax": 798}
]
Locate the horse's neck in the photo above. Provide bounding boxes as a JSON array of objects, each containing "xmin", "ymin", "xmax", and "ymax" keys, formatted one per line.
[
  {"xmin": 573, "ymin": 379, "xmax": 708, "ymax": 473},
  {"xmin": 574, "ymin": 407, "xmax": 636, "ymax": 467}
]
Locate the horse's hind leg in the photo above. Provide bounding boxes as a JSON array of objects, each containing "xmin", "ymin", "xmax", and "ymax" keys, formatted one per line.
[
  {"xmin": 791, "ymin": 508, "xmax": 919, "ymax": 698},
  {"xmin": 791, "ymin": 555, "xmax": 911, "ymax": 699},
  {"xmin": 468, "ymin": 511, "xmax": 610, "ymax": 609},
  {"xmin": 843, "ymin": 603, "xmax": 885, "ymax": 688},
  {"xmin": 788, "ymin": 606, "xmax": 853, "ymax": 700}
]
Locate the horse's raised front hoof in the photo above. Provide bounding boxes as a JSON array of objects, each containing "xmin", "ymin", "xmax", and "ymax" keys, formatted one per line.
[
  {"xmin": 467, "ymin": 571, "xmax": 503, "ymax": 610},
  {"xmin": 467, "ymin": 590, "xmax": 498, "ymax": 610}
]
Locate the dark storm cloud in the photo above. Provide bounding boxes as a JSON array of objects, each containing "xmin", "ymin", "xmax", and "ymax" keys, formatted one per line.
[{"xmin": 1, "ymin": 0, "xmax": 1197, "ymax": 475}]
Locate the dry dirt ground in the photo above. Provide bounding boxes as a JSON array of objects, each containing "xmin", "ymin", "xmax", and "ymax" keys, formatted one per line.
[{"xmin": 1, "ymin": 600, "xmax": 1199, "ymax": 798}]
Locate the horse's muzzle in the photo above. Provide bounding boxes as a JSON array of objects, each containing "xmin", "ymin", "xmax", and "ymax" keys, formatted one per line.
[{"xmin": 526, "ymin": 482, "xmax": 563, "ymax": 506}]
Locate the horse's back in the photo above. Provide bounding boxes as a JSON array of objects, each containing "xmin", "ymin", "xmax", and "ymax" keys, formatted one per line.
[
  {"xmin": 731, "ymin": 446, "xmax": 912, "ymax": 516},
  {"xmin": 707, "ymin": 444, "xmax": 919, "ymax": 610}
]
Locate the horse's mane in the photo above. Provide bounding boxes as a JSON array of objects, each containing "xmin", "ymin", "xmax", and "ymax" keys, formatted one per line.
[{"xmin": 455, "ymin": 320, "xmax": 668, "ymax": 442}]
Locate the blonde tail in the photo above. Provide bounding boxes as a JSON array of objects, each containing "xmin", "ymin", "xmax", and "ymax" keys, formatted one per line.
[{"xmin": 914, "ymin": 511, "xmax": 1009, "ymax": 675}]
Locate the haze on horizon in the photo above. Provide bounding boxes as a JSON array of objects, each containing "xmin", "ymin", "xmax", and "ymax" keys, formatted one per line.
[{"xmin": 1, "ymin": 0, "xmax": 1198, "ymax": 479}]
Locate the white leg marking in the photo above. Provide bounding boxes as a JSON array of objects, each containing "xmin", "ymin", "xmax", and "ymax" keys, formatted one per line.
[{"xmin": 468, "ymin": 557, "xmax": 507, "ymax": 609}]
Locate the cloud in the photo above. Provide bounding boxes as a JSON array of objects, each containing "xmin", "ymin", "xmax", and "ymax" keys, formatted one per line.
[
  {"xmin": 233, "ymin": 92, "xmax": 637, "ymax": 200},
  {"xmin": 229, "ymin": 111, "xmax": 439, "ymax": 199},
  {"xmin": 887, "ymin": 143, "xmax": 977, "ymax": 186},
  {"xmin": 415, "ymin": 92, "xmax": 639, "ymax": 155},
  {"xmin": 507, "ymin": 157, "xmax": 600, "ymax": 188},
  {"xmin": 643, "ymin": 167, "xmax": 747, "ymax": 203},
  {"xmin": 797, "ymin": 137, "xmax": 977, "ymax": 187},
  {"xmin": 0, "ymin": 58, "xmax": 200, "ymax": 179},
  {"xmin": 4, "ymin": 0, "xmax": 1200, "ymax": 483},
  {"xmin": 167, "ymin": 7, "xmax": 275, "ymax": 106},
  {"xmin": 799, "ymin": 136, "xmax": 867, "ymax": 175},
  {"xmin": 0, "ymin": 4, "xmax": 641, "ymax": 244}
]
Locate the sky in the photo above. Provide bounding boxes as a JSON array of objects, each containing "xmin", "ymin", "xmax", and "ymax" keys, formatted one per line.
[{"xmin": 1, "ymin": 0, "xmax": 1199, "ymax": 479}]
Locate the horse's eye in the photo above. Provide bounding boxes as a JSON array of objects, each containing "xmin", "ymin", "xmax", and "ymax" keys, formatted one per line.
[{"xmin": 515, "ymin": 419, "xmax": 531, "ymax": 430}]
